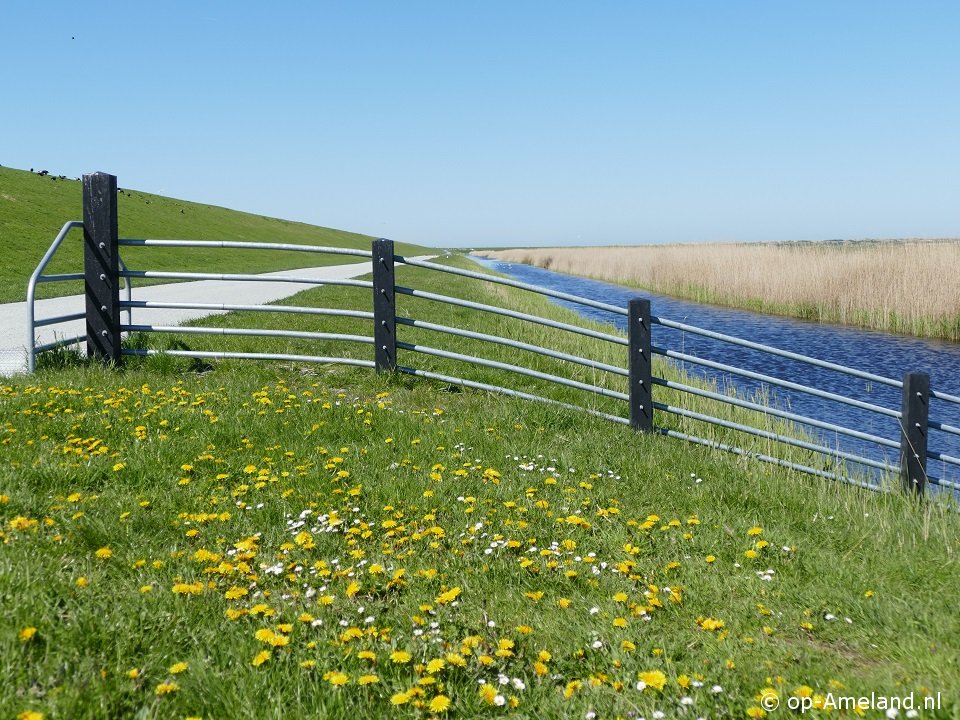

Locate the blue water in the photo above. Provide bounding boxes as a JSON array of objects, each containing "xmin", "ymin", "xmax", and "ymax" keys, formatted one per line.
[{"xmin": 474, "ymin": 257, "xmax": 960, "ymax": 487}]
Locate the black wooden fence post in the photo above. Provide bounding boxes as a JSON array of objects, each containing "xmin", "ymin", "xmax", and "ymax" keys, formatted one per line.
[
  {"xmin": 900, "ymin": 372, "xmax": 929, "ymax": 497},
  {"xmin": 83, "ymin": 172, "xmax": 122, "ymax": 366},
  {"xmin": 628, "ymin": 297, "xmax": 653, "ymax": 432},
  {"xmin": 372, "ymin": 238, "xmax": 397, "ymax": 372}
]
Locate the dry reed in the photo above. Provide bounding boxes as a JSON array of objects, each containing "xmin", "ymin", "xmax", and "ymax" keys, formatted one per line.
[{"xmin": 479, "ymin": 241, "xmax": 960, "ymax": 341}]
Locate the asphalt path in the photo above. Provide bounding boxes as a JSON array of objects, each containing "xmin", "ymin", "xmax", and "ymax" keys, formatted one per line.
[{"xmin": 1, "ymin": 259, "xmax": 427, "ymax": 376}]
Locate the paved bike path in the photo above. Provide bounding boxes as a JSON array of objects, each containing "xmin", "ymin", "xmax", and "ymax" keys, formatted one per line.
[{"xmin": 0, "ymin": 259, "xmax": 423, "ymax": 376}]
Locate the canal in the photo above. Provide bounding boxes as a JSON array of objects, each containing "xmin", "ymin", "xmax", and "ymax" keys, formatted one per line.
[{"xmin": 472, "ymin": 257, "xmax": 960, "ymax": 489}]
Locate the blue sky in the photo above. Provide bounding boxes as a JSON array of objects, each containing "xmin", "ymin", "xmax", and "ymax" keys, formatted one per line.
[{"xmin": 3, "ymin": 1, "xmax": 959, "ymax": 247}]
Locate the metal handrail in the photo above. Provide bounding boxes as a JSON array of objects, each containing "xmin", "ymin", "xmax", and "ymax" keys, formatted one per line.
[
  {"xmin": 653, "ymin": 314, "xmax": 904, "ymax": 389},
  {"xmin": 29, "ymin": 224, "xmax": 960, "ymax": 498},
  {"xmin": 118, "ymin": 238, "xmax": 373, "ymax": 259},
  {"xmin": 652, "ymin": 375, "xmax": 901, "ymax": 450},
  {"xmin": 122, "ymin": 324, "xmax": 374, "ymax": 346},
  {"xmin": 119, "ymin": 300, "xmax": 374, "ymax": 321},
  {"xmin": 395, "ymin": 285, "xmax": 627, "ymax": 346},
  {"xmin": 397, "ymin": 365, "xmax": 629, "ymax": 426},
  {"xmin": 397, "ymin": 341, "xmax": 630, "ymax": 402},
  {"xmin": 399, "ymin": 255, "xmax": 628, "ymax": 316},
  {"xmin": 26, "ymin": 221, "xmax": 83, "ymax": 372},
  {"xmin": 659, "ymin": 426, "xmax": 888, "ymax": 493},
  {"xmin": 397, "ymin": 316, "xmax": 628, "ymax": 377},
  {"xmin": 655, "ymin": 400, "xmax": 898, "ymax": 474},
  {"xmin": 653, "ymin": 345, "xmax": 902, "ymax": 419},
  {"xmin": 119, "ymin": 270, "xmax": 374, "ymax": 288},
  {"xmin": 123, "ymin": 348, "xmax": 377, "ymax": 369}
]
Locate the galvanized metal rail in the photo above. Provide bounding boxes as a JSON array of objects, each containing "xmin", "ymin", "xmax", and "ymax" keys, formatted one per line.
[{"xmin": 26, "ymin": 171, "xmax": 960, "ymax": 502}]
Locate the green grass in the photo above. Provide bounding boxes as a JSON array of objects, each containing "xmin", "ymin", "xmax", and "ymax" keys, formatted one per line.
[
  {"xmin": 136, "ymin": 253, "xmax": 891, "ymax": 490},
  {"xmin": 3, "ymin": 257, "xmax": 959, "ymax": 719},
  {"xmin": 0, "ymin": 165, "xmax": 429, "ymax": 303}
]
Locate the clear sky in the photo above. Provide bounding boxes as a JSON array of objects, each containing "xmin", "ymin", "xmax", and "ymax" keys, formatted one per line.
[{"xmin": 3, "ymin": 1, "xmax": 959, "ymax": 247}]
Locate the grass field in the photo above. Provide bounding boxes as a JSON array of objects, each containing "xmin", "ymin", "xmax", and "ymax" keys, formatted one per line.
[
  {"xmin": 4, "ymin": 253, "xmax": 959, "ymax": 719},
  {"xmin": 0, "ymin": 166, "xmax": 428, "ymax": 303},
  {"xmin": 480, "ymin": 241, "xmax": 960, "ymax": 341}
]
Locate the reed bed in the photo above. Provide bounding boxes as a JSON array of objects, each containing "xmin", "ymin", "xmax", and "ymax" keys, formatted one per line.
[{"xmin": 480, "ymin": 240, "xmax": 960, "ymax": 341}]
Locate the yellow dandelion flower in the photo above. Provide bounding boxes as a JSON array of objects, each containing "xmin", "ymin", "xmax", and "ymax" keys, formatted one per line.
[
  {"xmin": 390, "ymin": 691, "xmax": 411, "ymax": 705},
  {"xmin": 9, "ymin": 516, "xmax": 39, "ymax": 531},
  {"xmin": 326, "ymin": 671, "xmax": 349, "ymax": 686},
  {"xmin": 154, "ymin": 681, "xmax": 179, "ymax": 695},
  {"xmin": 224, "ymin": 586, "xmax": 248, "ymax": 600},
  {"xmin": 495, "ymin": 638, "xmax": 515, "ymax": 657},
  {"xmin": 637, "ymin": 670, "xmax": 667, "ymax": 691},
  {"xmin": 445, "ymin": 652, "xmax": 466, "ymax": 667},
  {"xmin": 390, "ymin": 650, "xmax": 412, "ymax": 663},
  {"xmin": 429, "ymin": 695, "xmax": 452, "ymax": 713},
  {"xmin": 17, "ymin": 712, "xmax": 44, "ymax": 720},
  {"xmin": 95, "ymin": 547, "xmax": 112, "ymax": 559},
  {"xmin": 479, "ymin": 684, "xmax": 498, "ymax": 704},
  {"xmin": 251, "ymin": 650, "xmax": 272, "ymax": 667},
  {"xmin": 168, "ymin": 662, "xmax": 188, "ymax": 674},
  {"xmin": 435, "ymin": 586, "xmax": 462, "ymax": 605},
  {"xmin": 357, "ymin": 674, "xmax": 379, "ymax": 685},
  {"xmin": 19, "ymin": 627, "xmax": 37, "ymax": 642},
  {"xmin": 426, "ymin": 658, "xmax": 446, "ymax": 674},
  {"xmin": 748, "ymin": 526, "xmax": 763, "ymax": 536}
]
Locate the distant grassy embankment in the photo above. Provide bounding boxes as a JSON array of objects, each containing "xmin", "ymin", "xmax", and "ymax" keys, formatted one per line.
[
  {"xmin": 0, "ymin": 165, "xmax": 428, "ymax": 303},
  {"xmin": 481, "ymin": 242, "xmax": 960, "ymax": 341}
]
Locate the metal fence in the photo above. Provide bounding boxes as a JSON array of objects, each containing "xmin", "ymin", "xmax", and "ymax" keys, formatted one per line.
[{"xmin": 27, "ymin": 172, "xmax": 960, "ymax": 500}]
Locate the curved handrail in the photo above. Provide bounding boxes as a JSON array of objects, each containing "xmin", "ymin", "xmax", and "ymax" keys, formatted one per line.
[{"xmin": 26, "ymin": 221, "xmax": 84, "ymax": 372}]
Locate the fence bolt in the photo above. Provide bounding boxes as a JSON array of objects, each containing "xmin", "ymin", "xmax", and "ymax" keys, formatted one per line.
[
  {"xmin": 372, "ymin": 238, "xmax": 397, "ymax": 372},
  {"xmin": 83, "ymin": 172, "xmax": 121, "ymax": 366},
  {"xmin": 628, "ymin": 298, "xmax": 653, "ymax": 432},
  {"xmin": 899, "ymin": 372, "xmax": 929, "ymax": 497}
]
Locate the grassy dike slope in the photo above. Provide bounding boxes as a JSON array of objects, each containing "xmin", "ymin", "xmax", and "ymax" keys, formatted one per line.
[
  {"xmin": 2, "ymin": 257, "xmax": 959, "ymax": 719},
  {"xmin": 0, "ymin": 165, "xmax": 427, "ymax": 303}
]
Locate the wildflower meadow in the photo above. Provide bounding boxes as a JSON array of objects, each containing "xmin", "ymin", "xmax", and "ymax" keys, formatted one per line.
[{"xmin": 3, "ymin": 360, "xmax": 959, "ymax": 719}]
